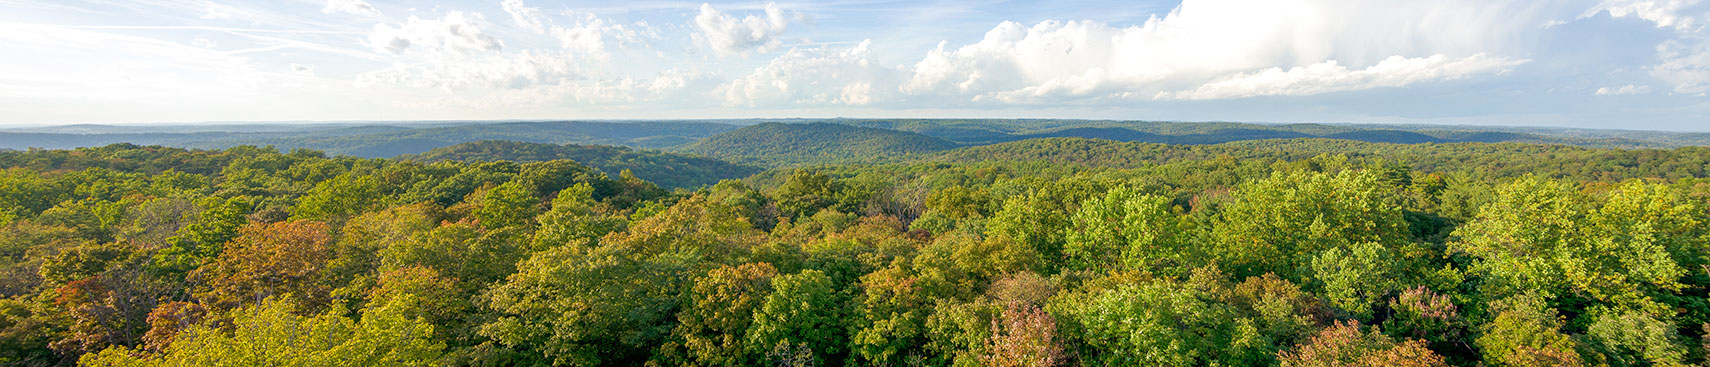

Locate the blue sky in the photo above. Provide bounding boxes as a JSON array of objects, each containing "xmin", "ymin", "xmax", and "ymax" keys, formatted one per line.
[{"xmin": 2, "ymin": 0, "xmax": 1709, "ymax": 130}]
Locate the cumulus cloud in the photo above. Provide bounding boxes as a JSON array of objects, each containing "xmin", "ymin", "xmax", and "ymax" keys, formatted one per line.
[
  {"xmin": 501, "ymin": 0, "xmax": 547, "ymax": 33},
  {"xmin": 720, "ymin": 40, "xmax": 902, "ymax": 106},
  {"xmin": 694, "ymin": 2, "xmax": 789, "ymax": 55},
  {"xmin": 323, "ymin": 0, "xmax": 381, "ymax": 17},
  {"xmin": 357, "ymin": 10, "xmax": 658, "ymax": 98},
  {"xmin": 900, "ymin": 0, "xmax": 1549, "ymax": 104},
  {"xmin": 1595, "ymin": 84, "xmax": 1653, "ymax": 95},
  {"xmin": 368, "ymin": 12, "xmax": 503, "ymax": 55},
  {"xmin": 1583, "ymin": 0, "xmax": 1703, "ymax": 30},
  {"xmin": 1158, "ymin": 54, "xmax": 1526, "ymax": 100},
  {"xmin": 551, "ymin": 12, "xmax": 651, "ymax": 61}
]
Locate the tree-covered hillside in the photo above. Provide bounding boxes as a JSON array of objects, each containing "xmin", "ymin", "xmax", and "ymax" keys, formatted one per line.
[
  {"xmin": 407, "ymin": 140, "xmax": 761, "ymax": 189},
  {"xmin": 6, "ymin": 140, "xmax": 1710, "ymax": 366},
  {"xmin": 675, "ymin": 122, "xmax": 961, "ymax": 167},
  {"xmin": 15, "ymin": 118, "xmax": 1702, "ymax": 159},
  {"xmin": 931, "ymin": 137, "xmax": 1710, "ymax": 181},
  {"xmin": 0, "ymin": 121, "xmax": 742, "ymax": 157}
]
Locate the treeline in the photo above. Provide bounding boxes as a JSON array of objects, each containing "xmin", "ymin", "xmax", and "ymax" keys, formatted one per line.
[
  {"xmin": 1, "ymin": 143, "xmax": 1709, "ymax": 366},
  {"xmin": 933, "ymin": 137, "xmax": 1710, "ymax": 182},
  {"xmin": 678, "ymin": 122, "xmax": 960, "ymax": 167},
  {"xmin": 407, "ymin": 140, "xmax": 762, "ymax": 189}
]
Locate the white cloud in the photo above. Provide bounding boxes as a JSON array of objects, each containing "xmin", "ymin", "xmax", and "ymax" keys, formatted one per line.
[
  {"xmin": 899, "ymin": 0, "xmax": 1551, "ymax": 104},
  {"xmin": 1158, "ymin": 54, "xmax": 1526, "ymax": 100},
  {"xmin": 0, "ymin": 23, "xmax": 347, "ymax": 124},
  {"xmin": 357, "ymin": 10, "xmax": 655, "ymax": 97},
  {"xmin": 1583, "ymin": 0, "xmax": 1703, "ymax": 30},
  {"xmin": 1581, "ymin": 0, "xmax": 1710, "ymax": 94},
  {"xmin": 694, "ymin": 2, "xmax": 789, "ymax": 55},
  {"xmin": 323, "ymin": 0, "xmax": 382, "ymax": 18},
  {"xmin": 368, "ymin": 12, "xmax": 503, "ymax": 55},
  {"xmin": 1595, "ymin": 84, "xmax": 1653, "ymax": 95},
  {"xmin": 357, "ymin": 50, "xmax": 585, "ymax": 90},
  {"xmin": 720, "ymin": 40, "xmax": 902, "ymax": 106},
  {"xmin": 551, "ymin": 12, "xmax": 650, "ymax": 61},
  {"xmin": 1652, "ymin": 39, "xmax": 1710, "ymax": 94},
  {"xmin": 201, "ymin": 2, "xmax": 237, "ymax": 20},
  {"xmin": 501, "ymin": 0, "xmax": 546, "ymax": 33}
]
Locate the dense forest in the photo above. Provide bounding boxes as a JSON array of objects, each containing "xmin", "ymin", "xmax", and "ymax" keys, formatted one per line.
[
  {"xmin": 678, "ymin": 122, "xmax": 960, "ymax": 167},
  {"xmin": 9, "ymin": 118, "xmax": 1709, "ymax": 158},
  {"xmin": 4, "ymin": 133, "xmax": 1710, "ymax": 367},
  {"xmin": 406, "ymin": 140, "xmax": 761, "ymax": 189}
]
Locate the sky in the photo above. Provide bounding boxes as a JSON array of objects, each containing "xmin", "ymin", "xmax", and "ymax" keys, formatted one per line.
[{"xmin": 2, "ymin": 0, "xmax": 1710, "ymax": 130}]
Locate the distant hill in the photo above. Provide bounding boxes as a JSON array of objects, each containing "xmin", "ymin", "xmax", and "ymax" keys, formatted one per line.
[
  {"xmin": 821, "ymin": 119, "xmax": 1683, "ymax": 148},
  {"xmin": 10, "ymin": 119, "xmax": 1710, "ymax": 163},
  {"xmin": 0, "ymin": 121, "xmax": 740, "ymax": 157},
  {"xmin": 407, "ymin": 140, "xmax": 760, "ymax": 189},
  {"xmin": 928, "ymin": 137, "xmax": 1710, "ymax": 180},
  {"xmin": 194, "ymin": 121, "xmax": 739, "ymax": 156},
  {"xmin": 675, "ymin": 122, "xmax": 960, "ymax": 167}
]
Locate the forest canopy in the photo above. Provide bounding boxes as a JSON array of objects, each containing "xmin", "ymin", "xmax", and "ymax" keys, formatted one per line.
[{"xmin": 3, "ymin": 138, "xmax": 1710, "ymax": 367}]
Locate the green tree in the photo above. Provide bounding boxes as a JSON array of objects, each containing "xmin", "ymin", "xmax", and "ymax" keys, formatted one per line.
[
  {"xmin": 1309, "ymin": 242, "xmax": 1399, "ymax": 320},
  {"xmin": 1584, "ymin": 309, "xmax": 1689, "ymax": 367},
  {"xmin": 1211, "ymin": 170, "xmax": 1410, "ymax": 280},
  {"xmin": 747, "ymin": 269, "xmax": 850, "ymax": 366},
  {"xmin": 532, "ymin": 183, "xmax": 626, "ymax": 251},
  {"xmin": 1051, "ymin": 279, "xmax": 1272, "ymax": 366},
  {"xmin": 1453, "ymin": 179, "xmax": 1703, "ymax": 316},
  {"xmin": 153, "ymin": 196, "xmax": 252, "ymax": 276},
  {"xmin": 292, "ymin": 173, "xmax": 384, "ymax": 221},
  {"xmin": 80, "ymin": 297, "xmax": 444, "ymax": 367},
  {"xmin": 1063, "ymin": 185, "xmax": 1190, "ymax": 274},
  {"xmin": 774, "ymin": 170, "xmax": 838, "ymax": 219},
  {"xmin": 481, "ymin": 195, "xmax": 759, "ymax": 366},
  {"xmin": 1474, "ymin": 293, "xmax": 1586, "ymax": 367},
  {"xmin": 473, "ymin": 180, "xmax": 539, "ymax": 229},
  {"xmin": 658, "ymin": 262, "xmax": 779, "ymax": 366}
]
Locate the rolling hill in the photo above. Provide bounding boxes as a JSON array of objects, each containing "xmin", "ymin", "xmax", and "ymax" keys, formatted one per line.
[
  {"xmin": 406, "ymin": 140, "xmax": 760, "ymax": 189},
  {"xmin": 0, "ymin": 121, "xmax": 741, "ymax": 157},
  {"xmin": 674, "ymin": 122, "xmax": 961, "ymax": 167}
]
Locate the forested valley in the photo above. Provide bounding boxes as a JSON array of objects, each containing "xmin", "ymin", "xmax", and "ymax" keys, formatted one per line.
[{"xmin": 4, "ymin": 133, "xmax": 1710, "ymax": 366}]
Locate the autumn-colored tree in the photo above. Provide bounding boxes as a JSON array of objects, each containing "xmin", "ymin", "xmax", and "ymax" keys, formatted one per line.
[
  {"xmin": 48, "ymin": 265, "xmax": 167, "ymax": 358},
  {"xmin": 140, "ymin": 301, "xmax": 204, "ymax": 352},
  {"xmin": 982, "ymin": 302, "xmax": 1063, "ymax": 367},
  {"xmin": 190, "ymin": 220, "xmax": 333, "ymax": 312},
  {"xmin": 1277, "ymin": 320, "xmax": 1449, "ymax": 367},
  {"xmin": 1383, "ymin": 287, "xmax": 1468, "ymax": 360}
]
